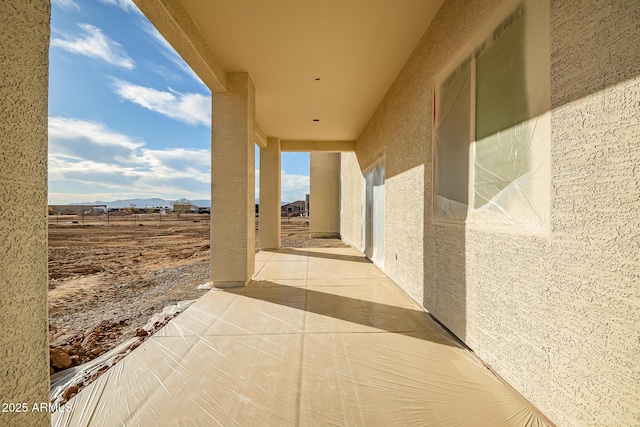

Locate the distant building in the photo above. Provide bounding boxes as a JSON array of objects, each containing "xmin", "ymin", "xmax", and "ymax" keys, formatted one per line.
[
  {"xmin": 281, "ymin": 201, "xmax": 306, "ymax": 217},
  {"xmin": 90, "ymin": 206, "xmax": 108, "ymax": 214},
  {"xmin": 49, "ymin": 204, "xmax": 107, "ymax": 215}
]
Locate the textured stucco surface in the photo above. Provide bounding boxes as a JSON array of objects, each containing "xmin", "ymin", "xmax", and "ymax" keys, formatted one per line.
[
  {"xmin": 341, "ymin": 0, "xmax": 640, "ymax": 425},
  {"xmin": 259, "ymin": 137, "xmax": 281, "ymax": 249},
  {"xmin": 310, "ymin": 153, "xmax": 341, "ymax": 237},
  {"xmin": 211, "ymin": 73, "xmax": 256, "ymax": 287},
  {"xmin": 340, "ymin": 153, "xmax": 363, "ymax": 250},
  {"xmin": 0, "ymin": 1, "xmax": 51, "ymax": 426},
  {"xmin": 382, "ymin": 164, "xmax": 425, "ymax": 304}
]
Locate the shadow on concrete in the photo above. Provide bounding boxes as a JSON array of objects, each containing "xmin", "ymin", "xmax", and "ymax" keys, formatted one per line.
[
  {"xmin": 225, "ymin": 280, "xmax": 462, "ymax": 347},
  {"xmin": 270, "ymin": 247, "xmax": 371, "ymax": 263}
]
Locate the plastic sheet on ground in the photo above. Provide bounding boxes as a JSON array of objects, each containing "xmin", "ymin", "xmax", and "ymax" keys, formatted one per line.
[
  {"xmin": 50, "ymin": 300, "xmax": 196, "ymax": 407},
  {"xmin": 141, "ymin": 299, "xmax": 196, "ymax": 331},
  {"xmin": 196, "ymin": 281, "xmax": 212, "ymax": 290},
  {"xmin": 49, "ymin": 338, "xmax": 139, "ymax": 407},
  {"xmin": 52, "ymin": 248, "xmax": 551, "ymax": 426}
]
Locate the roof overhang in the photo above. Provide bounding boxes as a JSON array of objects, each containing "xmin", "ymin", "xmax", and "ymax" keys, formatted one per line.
[{"xmin": 134, "ymin": 0, "xmax": 444, "ymax": 143}]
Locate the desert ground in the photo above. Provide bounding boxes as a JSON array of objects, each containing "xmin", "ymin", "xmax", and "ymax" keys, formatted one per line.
[{"xmin": 48, "ymin": 212, "xmax": 346, "ymax": 397}]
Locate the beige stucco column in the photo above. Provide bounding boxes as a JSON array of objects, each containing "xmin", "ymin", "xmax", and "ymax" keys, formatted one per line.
[
  {"xmin": 259, "ymin": 137, "xmax": 281, "ymax": 249},
  {"xmin": 310, "ymin": 152, "xmax": 341, "ymax": 238},
  {"xmin": 0, "ymin": 2, "xmax": 51, "ymax": 427},
  {"xmin": 211, "ymin": 73, "xmax": 256, "ymax": 287}
]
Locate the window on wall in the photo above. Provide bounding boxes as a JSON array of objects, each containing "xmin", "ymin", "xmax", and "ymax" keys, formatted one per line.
[{"xmin": 433, "ymin": 0, "xmax": 550, "ymax": 232}]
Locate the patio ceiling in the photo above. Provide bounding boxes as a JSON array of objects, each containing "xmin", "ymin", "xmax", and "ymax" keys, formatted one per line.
[{"xmin": 135, "ymin": 0, "xmax": 444, "ymax": 141}]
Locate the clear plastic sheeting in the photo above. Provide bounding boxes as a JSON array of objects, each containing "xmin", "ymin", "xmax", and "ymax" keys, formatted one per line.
[
  {"xmin": 49, "ymin": 338, "xmax": 139, "ymax": 407},
  {"xmin": 52, "ymin": 248, "xmax": 551, "ymax": 426},
  {"xmin": 49, "ymin": 300, "xmax": 197, "ymax": 408},
  {"xmin": 434, "ymin": 60, "xmax": 471, "ymax": 220},
  {"xmin": 433, "ymin": 0, "xmax": 550, "ymax": 231},
  {"xmin": 363, "ymin": 161, "xmax": 385, "ymax": 267}
]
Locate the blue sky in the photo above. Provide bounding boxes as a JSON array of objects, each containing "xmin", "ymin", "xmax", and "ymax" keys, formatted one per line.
[{"xmin": 49, "ymin": 0, "xmax": 310, "ymax": 204}]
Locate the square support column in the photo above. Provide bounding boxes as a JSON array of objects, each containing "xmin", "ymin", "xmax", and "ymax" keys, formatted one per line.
[
  {"xmin": 0, "ymin": 2, "xmax": 51, "ymax": 426},
  {"xmin": 259, "ymin": 137, "xmax": 281, "ymax": 249},
  {"xmin": 310, "ymin": 152, "xmax": 341, "ymax": 238},
  {"xmin": 211, "ymin": 73, "xmax": 256, "ymax": 288}
]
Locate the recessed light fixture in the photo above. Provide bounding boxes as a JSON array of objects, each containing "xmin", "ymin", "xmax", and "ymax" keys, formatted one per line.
[{"xmin": 313, "ymin": 119, "xmax": 320, "ymax": 122}]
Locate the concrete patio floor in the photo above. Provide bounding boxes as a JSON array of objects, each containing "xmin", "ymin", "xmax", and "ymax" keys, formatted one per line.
[{"xmin": 52, "ymin": 247, "xmax": 550, "ymax": 426}]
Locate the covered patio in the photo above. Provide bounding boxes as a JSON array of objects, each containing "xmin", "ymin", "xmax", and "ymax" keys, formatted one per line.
[{"xmin": 52, "ymin": 247, "xmax": 549, "ymax": 426}]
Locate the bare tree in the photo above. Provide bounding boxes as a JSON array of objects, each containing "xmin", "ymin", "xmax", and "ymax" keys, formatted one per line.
[{"xmin": 172, "ymin": 198, "xmax": 191, "ymax": 218}]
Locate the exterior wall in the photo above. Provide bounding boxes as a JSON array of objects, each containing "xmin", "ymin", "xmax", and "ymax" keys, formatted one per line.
[
  {"xmin": 0, "ymin": 1, "xmax": 51, "ymax": 426},
  {"xmin": 342, "ymin": 0, "xmax": 640, "ymax": 425},
  {"xmin": 340, "ymin": 153, "xmax": 363, "ymax": 250},
  {"xmin": 310, "ymin": 153, "xmax": 340, "ymax": 238},
  {"xmin": 382, "ymin": 163, "xmax": 425, "ymax": 302}
]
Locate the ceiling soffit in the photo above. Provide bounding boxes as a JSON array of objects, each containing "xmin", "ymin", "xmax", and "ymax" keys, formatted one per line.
[{"xmin": 146, "ymin": 0, "xmax": 444, "ymax": 141}]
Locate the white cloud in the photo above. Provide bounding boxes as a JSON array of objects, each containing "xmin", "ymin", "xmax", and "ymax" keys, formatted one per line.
[
  {"xmin": 49, "ymin": 117, "xmax": 143, "ymax": 151},
  {"xmin": 281, "ymin": 170, "xmax": 310, "ymax": 203},
  {"xmin": 141, "ymin": 21, "xmax": 202, "ymax": 84},
  {"xmin": 48, "ymin": 116, "xmax": 211, "ymax": 204},
  {"xmin": 137, "ymin": 148, "xmax": 210, "ymax": 172},
  {"xmin": 253, "ymin": 169, "xmax": 309, "ymax": 203},
  {"xmin": 255, "ymin": 169, "xmax": 260, "ymax": 199},
  {"xmin": 112, "ymin": 79, "xmax": 211, "ymax": 126},
  {"xmin": 47, "ymin": 117, "xmax": 310, "ymax": 205},
  {"xmin": 99, "ymin": 0, "xmax": 140, "ymax": 13},
  {"xmin": 51, "ymin": 23, "xmax": 135, "ymax": 69},
  {"xmin": 51, "ymin": 0, "xmax": 80, "ymax": 11}
]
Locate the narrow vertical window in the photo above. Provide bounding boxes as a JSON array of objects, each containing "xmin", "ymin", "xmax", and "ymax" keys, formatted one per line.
[
  {"xmin": 474, "ymin": 4, "xmax": 528, "ymax": 209},
  {"xmin": 434, "ymin": 60, "xmax": 471, "ymax": 222}
]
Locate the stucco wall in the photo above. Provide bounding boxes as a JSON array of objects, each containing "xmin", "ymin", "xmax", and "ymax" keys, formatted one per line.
[
  {"xmin": 339, "ymin": 153, "xmax": 363, "ymax": 249},
  {"xmin": 0, "ymin": 1, "xmax": 51, "ymax": 426},
  {"xmin": 310, "ymin": 152, "xmax": 340, "ymax": 237},
  {"xmin": 343, "ymin": 0, "xmax": 640, "ymax": 425}
]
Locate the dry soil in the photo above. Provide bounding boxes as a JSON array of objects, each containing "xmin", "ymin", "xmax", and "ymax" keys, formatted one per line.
[{"xmin": 48, "ymin": 213, "xmax": 346, "ymax": 379}]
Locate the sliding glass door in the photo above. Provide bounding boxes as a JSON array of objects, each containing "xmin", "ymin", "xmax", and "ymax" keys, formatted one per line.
[{"xmin": 363, "ymin": 161, "xmax": 385, "ymax": 267}]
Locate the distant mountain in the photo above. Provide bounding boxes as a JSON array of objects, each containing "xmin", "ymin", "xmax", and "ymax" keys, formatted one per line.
[
  {"xmin": 256, "ymin": 200, "xmax": 294, "ymax": 206},
  {"xmin": 70, "ymin": 198, "xmax": 211, "ymax": 208},
  {"xmin": 255, "ymin": 199, "xmax": 295, "ymax": 205},
  {"xmin": 105, "ymin": 198, "xmax": 170, "ymax": 208}
]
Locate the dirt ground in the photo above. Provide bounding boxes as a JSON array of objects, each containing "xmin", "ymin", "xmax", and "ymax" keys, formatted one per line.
[{"xmin": 48, "ymin": 213, "xmax": 346, "ymax": 388}]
